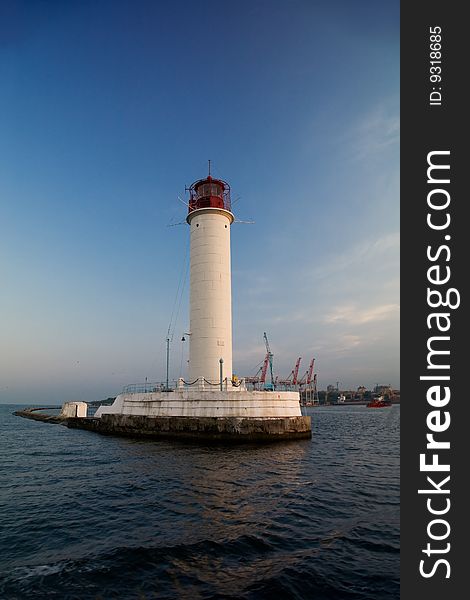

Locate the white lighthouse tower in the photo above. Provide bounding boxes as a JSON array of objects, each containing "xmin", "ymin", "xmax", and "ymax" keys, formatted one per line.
[
  {"xmin": 186, "ymin": 171, "xmax": 233, "ymax": 384},
  {"xmin": 93, "ymin": 167, "xmax": 311, "ymax": 441}
]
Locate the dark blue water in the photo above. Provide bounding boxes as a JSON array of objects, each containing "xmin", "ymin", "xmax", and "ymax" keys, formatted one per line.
[{"xmin": 0, "ymin": 404, "xmax": 399, "ymax": 599}]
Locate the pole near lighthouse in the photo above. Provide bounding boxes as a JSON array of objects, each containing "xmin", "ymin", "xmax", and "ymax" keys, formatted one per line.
[{"xmin": 186, "ymin": 166, "xmax": 234, "ymax": 384}]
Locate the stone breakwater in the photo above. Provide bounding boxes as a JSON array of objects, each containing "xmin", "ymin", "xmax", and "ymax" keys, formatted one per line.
[
  {"xmin": 13, "ymin": 407, "xmax": 66, "ymax": 424},
  {"xmin": 67, "ymin": 414, "xmax": 312, "ymax": 442},
  {"xmin": 14, "ymin": 406, "xmax": 311, "ymax": 442}
]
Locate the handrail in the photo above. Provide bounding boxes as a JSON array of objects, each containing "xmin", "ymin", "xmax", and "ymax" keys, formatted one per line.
[
  {"xmin": 122, "ymin": 382, "xmax": 172, "ymax": 394},
  {"xmin": 122, "ymin": 377, "xmax": 247, "ymax": 394}
]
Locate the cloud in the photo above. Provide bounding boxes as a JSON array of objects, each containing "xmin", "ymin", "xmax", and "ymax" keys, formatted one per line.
[
  {"xmin": 332, "ymin": 334, "xmax": 362, "ymax": 353},
  {"xmin": 311, "ymin": 232, "xmax": 399, "ymax": 282},
  {"xmin": 349, "ymin": 106, "xmax": 400, "ymax": 162},
  {"xmin": 324, "ymin": 303, "xmax": 399, "ymax": 325}
]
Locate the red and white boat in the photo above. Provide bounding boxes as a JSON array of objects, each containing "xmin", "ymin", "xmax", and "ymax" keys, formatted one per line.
[{"xmin": 367, "ymin": 395, "xmax": 392, "ymax": 408}]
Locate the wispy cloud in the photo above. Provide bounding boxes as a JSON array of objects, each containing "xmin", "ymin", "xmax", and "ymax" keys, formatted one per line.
[
  {"xmin": 324, "ymin": 303, "xmax": 399, "ymax": 325},
  {"xmin": 349, "ymin": 106, "xmax": 399, "ymax": 162},
  {"xmin": 332, "ymin": 334, "xmax": 362, "ymax": 353},
  {"xmin": 307, "ymin": 232, "xmax": 399, "ymax": 283}
]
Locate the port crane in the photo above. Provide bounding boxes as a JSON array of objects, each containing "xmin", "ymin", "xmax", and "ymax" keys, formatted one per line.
[
  {"xmin": 298, "ymin": 358, "xmax": 315, "ymax": 387},
  {"xmin": 298, "ymin": 358, "xmax": 317, "ymax": 405},
  {"xmin": 246, "ymin": 332, "xmax": 275, "ymax": 391},
  {"xmin": 262, "ymin": 332, "xmax": 274, "ymax": 391},
  {"xmin": 277, "ymin": 357, "xmax": 302, "ymax": 389},
  {"xmin": 292, "ymin": 357, "xmax": 302, "ymax": 385},
  {"xmin": 244, "ymin": 362, "xmax": 264, "ymax": 388}
]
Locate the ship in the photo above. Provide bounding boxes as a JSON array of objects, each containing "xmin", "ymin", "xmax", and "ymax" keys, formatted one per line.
[{"xmin": 366, "ymin": 395, "xmax": 392, "ymax": 408}]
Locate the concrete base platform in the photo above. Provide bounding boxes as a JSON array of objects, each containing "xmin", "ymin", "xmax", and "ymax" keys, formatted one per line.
[
  {"xmin": 67, "ymin": 414, "xmax": 312, "ymax": 442},
  {"xmin": 95, "ymin": 388, "xmax": 303, "ymax": 419}
]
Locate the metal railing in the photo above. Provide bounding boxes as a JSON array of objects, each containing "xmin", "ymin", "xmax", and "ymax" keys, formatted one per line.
[
  {"xmin": 122, "ymin": 382, "xmax": 174, "ymax": 394},
  {"xmin": 122, "ymin": 377, "xmax": 247, "ymax": 394}
]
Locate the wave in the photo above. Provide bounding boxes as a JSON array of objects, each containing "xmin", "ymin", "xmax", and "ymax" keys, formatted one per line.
[{"xmin": 1, "ymin": 532, "xmax": 399, "ymax": 600}]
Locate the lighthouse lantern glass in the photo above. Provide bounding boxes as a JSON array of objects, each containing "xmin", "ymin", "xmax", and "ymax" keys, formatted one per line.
[
  {"xmin": 197, "ymin": 183, "xmax": 223, "ymax": 198},
  {"xmin": 188, "ymin": 177, "xmax": 231, "ymax": 214}
]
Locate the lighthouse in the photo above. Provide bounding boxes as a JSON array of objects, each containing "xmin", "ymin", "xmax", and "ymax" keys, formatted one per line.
[
  {"xmin": 186, "ymin": 172, "xmax": 233, "ymax": 384},
  {"xmin": 92, "ymin": 167, "xmax": 311, "ymax": 441}
]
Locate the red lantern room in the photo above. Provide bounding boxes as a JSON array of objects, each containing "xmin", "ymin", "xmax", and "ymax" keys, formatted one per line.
[{"xmin": 186, "ymin": 163, "xmax": 231, "ymax": 215}]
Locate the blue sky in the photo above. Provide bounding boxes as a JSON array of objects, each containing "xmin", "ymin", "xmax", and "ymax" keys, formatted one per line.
[{"xmin": 0, "ymin": 0, "xmax": 399, "ymax": 404}]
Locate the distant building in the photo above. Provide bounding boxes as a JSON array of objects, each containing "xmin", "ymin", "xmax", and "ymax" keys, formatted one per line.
[{"xmin": 374, "ymin": 384, "xmax": 392, "ymax": 396}]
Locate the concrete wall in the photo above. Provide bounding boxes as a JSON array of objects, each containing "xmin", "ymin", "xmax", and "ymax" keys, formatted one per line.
[
  {"xmin": 95, "ymin": 390, "xmax": 302, "ymax": 419},
  {"xmin": 68, "ymin": 414, "xmax": 312, "ymax": 442},
  {"xmin": 187, "ymin": 208, "xmax": 234, "ymax": 384},
  {"xmin": 60, "ymin": 401, "xmax": 88, "ymax": 418}
]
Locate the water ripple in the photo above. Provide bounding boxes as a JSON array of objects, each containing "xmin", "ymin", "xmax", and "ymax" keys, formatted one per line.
[{"xmin": 0, "ymin": 404, "xmax": 399, "ymax": 599}]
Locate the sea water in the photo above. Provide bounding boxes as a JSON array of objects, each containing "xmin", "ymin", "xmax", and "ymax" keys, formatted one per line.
[{"xmin": 0, "ymin": 404, "xmax": 399, "ymax": 599}]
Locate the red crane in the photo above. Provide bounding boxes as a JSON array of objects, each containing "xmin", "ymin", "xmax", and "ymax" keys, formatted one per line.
[
  {"xmin": 246, "ymin": 333, "xmax": 274, "ymax": 390},
  {"xmin": 292, "ymin": 356, "xmax": 302, "ymax": 385},
  {"xmin": 277, "ymin": 357, "xmax": 302, "ymax": 388},
  {"xmin": 306, "ymin": 358, "xmax": 315, "ymax": 384},
  {"xmin": 292, "ymin": 357, "xmax": 302, "ymax": 385},
  {"xmin": 259, "ymin": 353, "xmax": 270, "ymax": 384},
  {"xmin": 263, "ymin": 332, "xmax": 274, "ymax": 390},
  {"xmin": 298, "ymin": 358, "xmax": 315, "ymax": 386}
]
